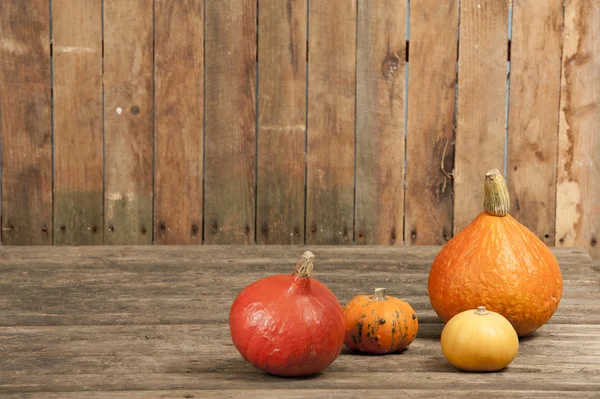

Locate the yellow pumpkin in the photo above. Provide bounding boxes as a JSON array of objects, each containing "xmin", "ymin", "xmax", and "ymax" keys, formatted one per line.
[{"xmin": 441, "ymin": 306, "xmax": 519, "ymax": 372}]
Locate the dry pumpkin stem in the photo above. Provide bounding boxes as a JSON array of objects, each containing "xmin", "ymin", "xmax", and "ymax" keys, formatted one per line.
[
  {"xmin": 484, "ymin": 168, "xmax": 510, "ymax": 217},
  {"xmin": 474, "ymin": 306, "xmax": 489, "ymax": 316},
  {"xmin": 372, "ymin": 288, "xmax": 387, "ymax": 300},
  {"xmin": 294, "ymin": 251, "xmax": 315, "ymax": 278}
]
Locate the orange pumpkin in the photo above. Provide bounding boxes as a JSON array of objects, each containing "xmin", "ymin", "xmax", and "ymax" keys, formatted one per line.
[
  {"xmin": 343, "ymin": 288, "xmax": 418, "ymax": 354},
  {"xmin": 428, "ymin": 169, "xmax": 563, "ymax": 336}
]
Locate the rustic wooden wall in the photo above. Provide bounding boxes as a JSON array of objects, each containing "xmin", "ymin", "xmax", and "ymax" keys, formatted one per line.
[{"xmin": 0, "ymin": 0, "xmax": 598, "ymax": 257}]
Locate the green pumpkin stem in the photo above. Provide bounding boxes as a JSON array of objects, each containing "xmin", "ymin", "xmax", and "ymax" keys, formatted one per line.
[
  {"xmin": 372, "ymin": 288, "xmax": 387, "ymax": 300},
  {"xmin": 484, "ymin": 169, "xmax": 510, "ymax": 217},
  {"xmin": 294, "ymin": 251, "xmax": 315, "ymax": 278}
]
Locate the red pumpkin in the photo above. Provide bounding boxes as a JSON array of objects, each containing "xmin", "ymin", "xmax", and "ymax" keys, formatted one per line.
[{"xmin": 229, "ymin": 251, "xmax": 345, "ymax": 376}]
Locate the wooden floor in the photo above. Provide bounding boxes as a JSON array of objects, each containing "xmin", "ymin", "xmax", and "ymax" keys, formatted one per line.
[{"xmin": 1, "ymin": 246, "xmax": 599, "ymax": 398}]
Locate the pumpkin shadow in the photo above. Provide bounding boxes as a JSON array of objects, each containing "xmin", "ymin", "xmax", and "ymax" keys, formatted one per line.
[
  {"xmin": 518, "ymin": 331, "xmax": 540, "ymax": 343},
  {"xmin": 340, "ymin": 346, "xmax": 410, "ymax": 356}
]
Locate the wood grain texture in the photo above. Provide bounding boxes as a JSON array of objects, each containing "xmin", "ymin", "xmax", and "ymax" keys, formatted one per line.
[
  {"xmin": 556, "ymin": 0, "xmax": 600, "ymax": 260},
  {"xmin": 256, "ymin": 0, "xmax": 306, "ymax": 245},
  {"xmin": 1, "ymin": 372, "xmax": 598, "ymax": 395},
  {"xmin": 0, "ymin": 246, "xmax": 595, "ymax": 327},
  {"xmin": 405, "ymin": 0, "xmax": 458, "ymax": 245},
  {"xmin": 307, "ymin": 0, "xmax": 356, "ymax": 245},
  {"xmin": 0, "ymin": 0, "xmax": 53, "ymax": 245},
  {"xmin": 454, "ymin": 0, "xmax": 509, "ymax": 233},
  {"xmin": 0, "ymin": 246, "xmax": 597, "ymax": 394},
  {"xmin": 103, "ymin": 0, "xmax": 153, "ymax": 245},
  {"xmin": 507, "ymin": 0, "xmax": 563, "ymax": 246},
  {"xmin": 355, "ymin": 0, "xmax": 406, "ymax": 245},
  {"xmin": 2, "ymin": 391, "xmax": 598, "ymax": 399},
  {"xmin": 52, "ymin": 0, "xmax": 103, "ymax": 245},
  {"xmin": 204, "ymin": 0, "xmax": 256, "ymax": 244},
  {"xmin": 154, "ymin": 0, "xmax": 204, "ymax": 244}
]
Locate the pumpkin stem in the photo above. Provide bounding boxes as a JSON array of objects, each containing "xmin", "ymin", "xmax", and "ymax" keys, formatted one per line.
[
  {"xmin": 294, "ymin": 251, "xmax": 315, "ymax": 278},
  {"xmin": 372, "ymin": 288, "xmax": 387, "ymax": 300},
  {"xmin": 484, "ymin": 169, "xmax": 510, "ymax": 216},
  {"xmin": 475, "ymin": 306, "xmax": 489, "ymax": 315}
]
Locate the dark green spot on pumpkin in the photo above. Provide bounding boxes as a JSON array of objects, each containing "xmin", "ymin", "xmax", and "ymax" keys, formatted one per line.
[
  {"xmin": 412, "ymin": 314, "xmax": 417, "ymax": 320},
  {"xmin": 356, "ymin": 322, "xmax": 364, "ymax": 342}
]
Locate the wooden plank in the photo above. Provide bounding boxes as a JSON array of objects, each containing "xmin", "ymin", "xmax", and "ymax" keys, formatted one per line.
[
  {"xmin": 0, "ymin": 247, "xmax": 596, "ymax": 326},
  {"xmin": 256, "ymin": 0, "xmax": 306, "ymax": 245},
  {"xmin": 52, "ymin": 0, "xmax": 103, "ymax": 245},
  {"xmin": 0, "ymin": 0, "xmax": 53, "ymax": 245},
  {"xmin": 307, "ymin": 0, "xmax": 356, "ymax": 245},
  {"xmin": 355, "ymin": 0, "xmax": 406, "ymax": 245},
  {"xmin": 103, "ymin": 0, "xmax": 153, "ymax": 245},
  {"xmin": 507, "ymin": 0, "xmax": 563, "ymax": 246},
  {"xmin": 1, "ymin": 371, "xmax": 599, "ymax": 394},
  {"xmin": 2, "ymin": 323, "xmax": 600, "ymax": 367},
  {"xmin": 0, "ymin": 245, "xmax": 591, "ymax": 266},
  {"xmin": 405, "ymin": 0, "xmax": 458, "ymax": 245},
  {"xmin": 204, "ymin": 0, "xmax": 256, "ymax": 244},
  {"xmin": 154, "ymin": 0, "xmax": 204, "ymax": 244},
  {"xmin": 556, "ymin": 0, "xmax": 600, "ymax": 260},
  {"xmin": 4, "ymin": 391, "xmax": 599, "ymax": 399},
  {"xmin": 454, "ymin": 0, "xmax": 509, "ymax": 233}
]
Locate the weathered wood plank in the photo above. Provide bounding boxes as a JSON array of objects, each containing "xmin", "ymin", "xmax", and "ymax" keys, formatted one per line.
[
  {"xmin": 355, "ymin": 0, "xmax": 406, "ymax": 245},
  {"xmin": 1, "ymin": 371, "xmax": 598, "ymax": 394},
  {"xmin": 0, "ymin": 247, "xmax": 596, "ymax": 326},
  {"xmin": 4, "ymin": 390, "xmax": 600, "ymax": 399},
  {"xmin": 306, "ymin": 0, "xmax": 356, "ymax": 245},
  {"xmin": 0, "ymin": 245, "xmax": 591, "ymax": 265},
  {"xmin": 405, "ymin": 0, "xmax": 458, "ymax": 245},
  {"xmin": 154, "ymin": 0, "xmax": 204, "ymax": 244},
  {"xmin": 2, "ymin": 323, "xmax": 600, "ymax": 395},
  {"xmin": 204, "ymin": 0, "xmax": 256, "ymax": 244},
  {"xmin": 52, "ymin": 0, "xmax": 103, "ymax": 245},
  {"xmin": 256, "ymin": 0, "xmax": 306, "ymax": 245},
  {"xmin": 507, "ymin": 0, "xmax": 563, "ymax": 246},
  {"xmin": 556, "ymin": 0, "xmax": 600, "ymax": 260},
  {"xmin": 0, "ymin": 0, "xmax": 53, "ymax": 245},
  {"xmin": 454, "ymin": 0, "xmax": 509, "ymax": 233},
  {"xmin": 103, "ymin": 0, "xmax": 154, "ymax": 245}
]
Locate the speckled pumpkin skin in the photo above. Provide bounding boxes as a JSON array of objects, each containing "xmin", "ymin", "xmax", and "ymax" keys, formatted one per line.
[
  {"xmin": 428, "ymin": 211, "xmax": 563, "ymax": 336},
  {"xmin": 343, "ymin": 294, "xmax": 418, "ymax": 354}
]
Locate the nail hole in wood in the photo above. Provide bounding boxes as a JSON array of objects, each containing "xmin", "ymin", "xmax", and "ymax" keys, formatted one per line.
[
  {"xmin": 108, "ymin": 225, "xmax": 115, "ymax": 232},
  {"xmin": 191, "ymin": 224, "xmax": 198, "ymax": 235},
  {"xmin": 141, "ymin": 227, "xmax": 147, "ymax": 235}
]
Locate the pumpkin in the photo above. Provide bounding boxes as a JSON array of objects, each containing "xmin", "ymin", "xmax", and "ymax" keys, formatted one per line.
[
  {"xmin": 428, "ymin": 168, "xmax": 563, "ymax": 336},
  {"xmin": 441, "ymin": 306, "xmax": 519, "ymax": 372},
  {"xmin": 342, "ymin": 288, "xmax": 418, "ymax": 354},
  {"xmin": 229, "ymin": 251, "xmax": 345, "ymax": 376}
]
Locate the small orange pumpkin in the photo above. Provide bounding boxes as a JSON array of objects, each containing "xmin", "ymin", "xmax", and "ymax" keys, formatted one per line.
[
  {"xmin": 343, "ymin": 288, "xmax": 418, "ymax": 354},
  {"xmin": 428, "ymin": 169, "xmax": 563, "ymax": 336}
]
